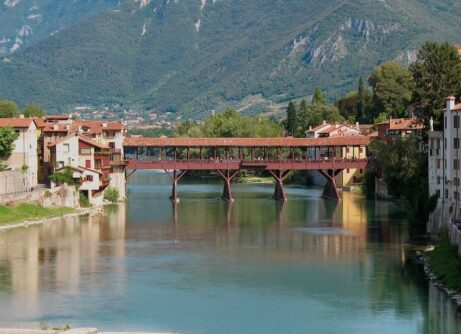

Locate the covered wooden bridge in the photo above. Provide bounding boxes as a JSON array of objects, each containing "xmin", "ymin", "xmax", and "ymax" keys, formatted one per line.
[{"xmin": 123, "ymin": 137, "xmax": 370, "ymax": 202}]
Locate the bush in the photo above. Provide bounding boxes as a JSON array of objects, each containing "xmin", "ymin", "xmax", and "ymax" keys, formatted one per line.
[
  {"xmin": 104, "ymin": 187, "xmax": 119, "ymax": 203},
  {"xmin": 49, "ymin": 168, "xmax": 76, "ymax": 186},
  {"xmin": 44, "ymin": 190, "xmax": 52, "ymax": 198},
  {"xmin": 79, "ymin": 191, "xmax": 91, "ymax": 208}
]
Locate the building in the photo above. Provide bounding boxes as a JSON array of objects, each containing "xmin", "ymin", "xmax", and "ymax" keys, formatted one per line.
[
  {"xmin": 305, "ymin": 122, "xmax": 368, "ymax": 187},
  {"xmin": 376, "ymin": 118, "xmax": 424, "ymax": 143},
  {"xmin": 0, "ymin": 118, "xmax": 38, "ymax": 189},
  {"xmin": 428, "ymin": 96, "xmax": 461, "ymax": 232},
  {"xmin": 305, "ymin": 122, "xmax": 363, "ymax": 138},
  {"xmin": 48, "ymin": 133, "xmax": 114, "ymax": 205}
]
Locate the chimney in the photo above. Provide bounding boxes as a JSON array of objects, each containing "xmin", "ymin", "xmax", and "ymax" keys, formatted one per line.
[
  {"xmin": 19, "ymin": 114, "xmax": 24, "ymax": 119},
  {"xmin": 447, "ymin": 95, "xmax": 456, "ymax": 112},
  {"xmin": 323, "ymin": 120, "xmax": 326, "ymax": 125},
  {"xmin": 309, "ymin": 126, "xmax": 312, "ymax": 131},
  {"xmin": 53, "ymin": 124, "xmax": 58, "ymax": 130},
  {"xmin": 102, "ymin": 122, "xmax": 108, "ymax": 128},
  {"xmin": 355, "ymin": 122, "xmax": 359, "ymax": 130}
]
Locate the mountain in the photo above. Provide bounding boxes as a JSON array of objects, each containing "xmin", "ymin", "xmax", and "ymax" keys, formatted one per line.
[
  {"xmin": 1, "ymin": 0, "xmax": 461, "ymax": 117},
  {"xmin": 0, "ymin": 0, "xmax": 119, "ymax": 55}
]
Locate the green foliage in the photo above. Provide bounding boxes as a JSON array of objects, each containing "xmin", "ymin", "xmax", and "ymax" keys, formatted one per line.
[
  {"xmin": 176, "ymin": 108, "xmax": 283, "ymax": 138},
  {"xmin": 0, "ymin": 204, "xmax": 74, "ymax": 225},
  {"xmin": 369, "ymin": 61, "xmax": 413, "ymax": 119},
  {"xmin": 285, "ymin": 101, "xmax": 297, "ymax": 136},
  {"xmin": 312, "ymin": 87, "xmax": 327, "ymax": 105},
  {"xmin": 410, "ymin": 41, "xmax": 461, "ymax": 129},
  {"xmin": 23, "ymin": 105, "xmax": 44, "ymax": 118},
  {"xmin": 79, "ymin": 192, "xmax": 91, "ymax": 208},
  {"xmin": 367, "ymin": 137, "xmax": 437, "ymax": 237},
  {"xmin": 427, "ymin": 238, "xmax": 461, "ymax": 292},
  {"xmin": 0, "ymin": 126, "xmax": 19, "ymax": 163},
  {"xmin": 296, "ymin": 98, "xmax": 344, "ymax": 136},
  {"xmin": 0, "ymin": 99, "xmax": 19, "ymax": 118},
  {"xmin": 49, "ymin": 168, "xmax": 76, "ymax": 186},
  {"xmin": 104, "ymin": 187, "xmax": 119, "ymax": 203},
  {"xmin": 44, "ymin": 190, "xmax": 52, "ymax": 198}
]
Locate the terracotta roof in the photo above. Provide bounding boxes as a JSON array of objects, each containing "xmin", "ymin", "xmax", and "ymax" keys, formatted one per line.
[
  {"xmin": 73, "ymin": 121, "xmax": 123, "ymax": 134},
  {"xmin": 377, "ymin": 118, "xmax": 424, "ymax": 131},
  {"xmin": 55, "ymin": 165, "xmax": 102, "ymax": 175},
  {"xmin": 0, "ymin": 118, "xmax": 35, "ymax": 128},
  {"xmin": 123, "ymin": 137, "xmax": 370, "ymax": 147},
  {"xmin": 43, "ymin": 124, "xmax": 70, "ymax": 132},
  {"xmin": 306, "ymin": 123, "xmax": 331, "ymax": 133},
  {"xmin": 45, "ymin": 114, "xmax": 70, "ymax": 120},
  {"xmin": 33, "ymin": 118, "xmax": 47, "ymax": 128},
  {"xmin": 48, "ymin": 132, "xmax": 109, "ymax": 149},
  {"xmin": 368, "ymin": 131, "xmax": 379, "ymax": 138}
]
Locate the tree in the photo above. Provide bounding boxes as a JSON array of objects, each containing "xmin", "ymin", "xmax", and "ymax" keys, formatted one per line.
[
  {"xmin": 23, "ymin": 105, "xmax": 44, "ymax": 118},
  {"xmin": 367, "ymin": 137, "xmax": 438, "ymax": 236},
  {"xmin": 0, "ymin": 126, "xmax": 19, "ymax": 169},
  {"xmin": 410, "ymin": 41, "xmax": 461, "ymax": 128},
  {"xmin": 312, "ymin": 86, "xmax": 327, "ymax": 105},
  {"xmin": 357, "ymin": 76, "xmax": 372, "ymax": 123},
  {"xmin": 0, "ymin": 99, "xmax": 19, "ymax": 118},
  {"xmin": 285, "ymin": 101, "xmax": 297, "ymax": 136},
  {"xmin": 369, "ymin": 61, "xmax": 413, "ymax": 119}
]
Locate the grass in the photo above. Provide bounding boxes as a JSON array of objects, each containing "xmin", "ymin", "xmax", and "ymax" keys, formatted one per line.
[
  {"xmin": 0, "ymin": 204, "xmax": 75, "ymax": 225},
  {"xmin": 426, "ymin": 238, "xmax": 461, "ymax": 292}
]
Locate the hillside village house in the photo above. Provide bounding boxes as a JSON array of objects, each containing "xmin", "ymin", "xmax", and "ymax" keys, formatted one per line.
[
  {"xmin": 0, "ymin": 118, "xmax": 38, "ymax": 192},
  {"xmin": 428, "ymin": 96, "xmax": 461, "ymax": 232}
]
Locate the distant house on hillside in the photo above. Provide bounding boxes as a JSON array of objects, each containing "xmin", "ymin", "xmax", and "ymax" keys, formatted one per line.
[{"xmin": 0, "ymin": 118, "xmax": 38, "ymax": 189}]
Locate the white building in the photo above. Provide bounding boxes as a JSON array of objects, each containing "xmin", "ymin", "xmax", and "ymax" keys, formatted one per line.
[
  {"xmin": 0, "ymin": 118, "xmax": 38, "ymax": 189},
  {"xmin": 428, "ymin": 96, "xmax": 461, "ymax": 232}
]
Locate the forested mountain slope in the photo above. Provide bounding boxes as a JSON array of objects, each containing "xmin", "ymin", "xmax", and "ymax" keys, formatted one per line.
[{"xmin": 1, "ymin": 0, "xmax": 461, "ymax": 116}]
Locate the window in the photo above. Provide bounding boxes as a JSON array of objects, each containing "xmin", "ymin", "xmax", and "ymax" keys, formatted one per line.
[
  {"xmin": 455, "ymin": 138, "xmax": 460, "ymax": 149},
  {"xmin": 455, "ymin": 177, "xmax": 460, "ymax": 186},
  {"xmin": 437, "ymin": 176, "xmax": 441, "ymax": 185},
  {"xmin": 79, "ymin": 148, "xmax": 91, "ymax": 155},
  {"xmin": 446, "ymin": 189, "xmax": 449, "ymax": 198},
  {"xmin": 85, "ymin": 175, "xmax": 93, "ymax": 182},
  {"xmin": 455, "ymin": 191, "xmax": 459, "ymax": 200},
  {"xmin": 455, "ymin": 115, "xmax": 460, "ymax": 128},
  {"xmin": 437, "ymin": 159, "xmax": 441, "ymax": 169},
  {"xmin": 444, "ymin": 138, "xmax": 447, "ymax": 149},
  {"xmin": 445, "ymin": 116, "xmax": 447, "ymax": 129},
  {"xmin": 454, "ymin": 159, "xmax": 459, "ymax": 170},
  {"xmin": 63, "ymin": 143, "xmax": 70, "ymax": 153}
]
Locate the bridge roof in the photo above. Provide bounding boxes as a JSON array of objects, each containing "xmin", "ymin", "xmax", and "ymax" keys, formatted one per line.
[{"xmin": 123, "ymin": 136, "xmax": 370, "ymax": 147}]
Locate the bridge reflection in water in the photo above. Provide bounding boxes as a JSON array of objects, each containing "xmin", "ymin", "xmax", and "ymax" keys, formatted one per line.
[{"xmin": 123, "ymin": 137, "xmax": 370, "ymax": 202}]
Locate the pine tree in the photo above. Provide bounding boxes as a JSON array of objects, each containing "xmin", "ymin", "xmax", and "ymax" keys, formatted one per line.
[
  {"xmin": 285, "ymin": 101, "xmax": 297, "ymax": 136},
  {"xmin": 357, "ymin": 77, "xmax": 366, "ymax": 123},
  {"xmin": 312, "ymin": 87, "xmax": 327, "ymax": 105}
]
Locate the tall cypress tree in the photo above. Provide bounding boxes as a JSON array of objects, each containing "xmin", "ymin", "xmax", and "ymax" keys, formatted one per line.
[
  {"xmin": 357, "ymin": 76, "xmax": 366, "ymax": 123},
  {"xmin": 285, "ymin": 101, "xmax": 297, "ymax": 136}
]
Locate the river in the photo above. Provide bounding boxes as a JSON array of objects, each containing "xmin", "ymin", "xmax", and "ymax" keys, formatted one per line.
[{"xmin": 0, "ymin": 171, "xmax": 460, "ymax": 333}]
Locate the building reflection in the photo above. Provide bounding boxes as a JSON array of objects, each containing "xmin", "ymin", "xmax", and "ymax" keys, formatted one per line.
[{"xmin": 0, "ymin": 204, "xmax": 126, "ymax": 309}]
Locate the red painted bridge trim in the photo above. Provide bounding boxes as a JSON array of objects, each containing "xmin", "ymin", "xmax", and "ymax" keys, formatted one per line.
[{"xmin": 126, "ymin": 158, "xmax": 368, "ymax": 171}]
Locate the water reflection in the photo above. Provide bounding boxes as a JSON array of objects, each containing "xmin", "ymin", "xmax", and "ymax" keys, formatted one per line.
[{"xmin": 0, "ymin": 171, "xmax": 459, "ymax": 334}]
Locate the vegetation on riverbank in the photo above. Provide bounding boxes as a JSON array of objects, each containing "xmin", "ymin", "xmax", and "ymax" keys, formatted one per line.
[
  {"xmin": 426, "ymin": 238, "xmax": 461, "ymax": 292},
  {"xmin": 0, "ymin": 204, "xmax": 75, "ymax": 225}
]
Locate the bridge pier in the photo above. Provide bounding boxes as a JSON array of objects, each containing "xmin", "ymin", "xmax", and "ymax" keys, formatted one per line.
[
  {"xmin": 268, "ymin": 170, "xmax": 291, "ymax": 202},
  {"xmin": 165, "ymin": 170, "xmax": 187, "ymax": 203},
  {"xmin": 216, "ymin": 170, "xmax": 239, "ymax": 201},
  {"xmin": 319, "ymin": 169, "xmax": 342, "ymax": 201}
]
